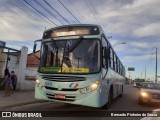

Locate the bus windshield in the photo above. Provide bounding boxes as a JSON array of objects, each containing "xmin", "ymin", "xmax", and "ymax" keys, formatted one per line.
[{"xmin": 39, "ymin": 38, "xmax": 100, "ymax": 74}]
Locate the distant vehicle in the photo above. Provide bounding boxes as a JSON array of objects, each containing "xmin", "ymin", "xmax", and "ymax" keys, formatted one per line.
[
  {"xmin": 125, "ymin": 78, "xmax": 130, "ymax": 85},
  {"xmin": 134, "ymin": 79, "xmax": 145, "ymax": 87},
  {"xmin": 125, "ymin": 81, "xmax": 130, "ymax": 85},
  {"xmin": 138, "ymin": 82, "xmax": 160, "ymax": 104}
]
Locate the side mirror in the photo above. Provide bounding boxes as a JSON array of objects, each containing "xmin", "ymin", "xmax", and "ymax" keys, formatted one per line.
[
  {"xmin": 106, "ymin": 47, "xmax": 110, "ymax": 59},
  {"xmin": 102, "ymin": 47, "xmax": 110, "ymax": 68},
  {"xmin": 32, "ymin": 39, "xmax": 42, "ymax": 61},
  {"xmin": 33, "ymin": 43, "xmax": 37, "ymax": 53}
]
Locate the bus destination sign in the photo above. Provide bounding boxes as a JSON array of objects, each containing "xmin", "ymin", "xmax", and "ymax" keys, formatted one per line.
[{"xmin": 43, "ymin": 26, "xmax": 100, "ymax": 39}]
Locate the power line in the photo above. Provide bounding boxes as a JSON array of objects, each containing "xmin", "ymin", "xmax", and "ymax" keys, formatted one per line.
[
  {"xmin": 16, "ymin": 0, "xmax": 46, "ymax": 21},
  {"xmin": 68, "ymin": 0, "xmax": 88, "ymax": 24},
  {"xmin": 15, "ymin": 0, "xmax": 51, "ymax": 27},
  {"xmin": 7, "ymin": 1, "xmax": 45, "ymax": 29},
  {"xmin": 34, "ymin": 0, "xmax": 64, "ymax": 25},
  {"xmin": 43, "ymin": 0, "xmax": 70, "ymax": 24},
  {"xmin": 4, "ymin": 1, "xmax": 46, "ymax": 36},
  {"xmin": 88, "ymin": 0, "xmax": 100, "ymax": 17},
  {"xmin": 57, "ymin": 0, "xmax": 81, "ymax": 24},
  {"xmin": 23, "ymin": 0, "xmax": 57, "ymax": 26},
  {"xmin": 8, "ymin": 1, "xmax": 47, "ymax": 27},
  {"xmin": 88, "ymin": 0, "xmax": 105, "ymax": 26},
  {"xmin": 5, "ymin": 1, "xmax": 29, "ymax": 30},
  {"xmin": 84, "ymin": 0, "xmax": 97, "ymax": 23}
]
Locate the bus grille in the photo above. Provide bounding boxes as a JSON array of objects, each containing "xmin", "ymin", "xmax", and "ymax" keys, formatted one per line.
[
  {"xmin": 41, "ymin": 75, "xmax": 86, "ymax": 82},
  {"xmin": 45, "ymin": 86, "xmax": 78, "ymax": 91},
  {"xmin": 46, "ymin": 93, "xmax": 76, "ymax": 102}
]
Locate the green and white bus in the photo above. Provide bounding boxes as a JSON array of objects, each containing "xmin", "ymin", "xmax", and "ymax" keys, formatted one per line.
[{"xmin": 33, "ymin": 24, "xmax": 125, "ymax": 108}]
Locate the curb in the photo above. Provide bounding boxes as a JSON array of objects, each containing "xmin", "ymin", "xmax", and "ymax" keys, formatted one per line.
[{"xmin": 0, "ymin": 100, "xmax": 48, "ymax": 110}]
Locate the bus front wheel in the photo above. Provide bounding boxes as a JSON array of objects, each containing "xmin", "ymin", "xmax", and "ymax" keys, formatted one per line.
[{"xmin": 102, "ymin": 90, "xmax": 113, "ymax": 109}]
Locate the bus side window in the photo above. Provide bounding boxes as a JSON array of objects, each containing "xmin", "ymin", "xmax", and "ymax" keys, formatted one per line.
[
  {"xmin": 110, "ymin": 48, "xmax": 114, "ymax": 69},
  {"xmin": 113, "ymin": 54, "xmax": 117, "ymax": 71},
  {"xmin": 117, "ymin": 59, "xmax": 120, "ymax": 74},
  {"xmin": 116, "ymin": 57, "xmax": 118, "ymax": 73},
  {"xmin": 107, "ymin": 47, "xmax": 110, "ymax": 68},
  {"xmin": 120, "ymin": 64, "xmax": 122, "ymax": 75}
]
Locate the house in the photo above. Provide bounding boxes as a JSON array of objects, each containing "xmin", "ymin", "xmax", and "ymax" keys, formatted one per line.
[{"xmin": 27, "ymin": 51, "xmax": 40, "ymax": 67}]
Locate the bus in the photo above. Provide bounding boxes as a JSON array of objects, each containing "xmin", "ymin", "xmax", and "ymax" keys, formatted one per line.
[{"xmin": 33, "ymin": 24, "xmax": 125, "ymax": 109}]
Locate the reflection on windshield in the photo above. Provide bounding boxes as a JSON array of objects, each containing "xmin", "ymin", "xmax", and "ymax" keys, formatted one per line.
[
  {"xmin": 141, "ymin": 83, "xmax": 160, "ymax": 90},
  {"xmin": 40, "ymin": 39, "xmax": 100, "ymax": 74}
]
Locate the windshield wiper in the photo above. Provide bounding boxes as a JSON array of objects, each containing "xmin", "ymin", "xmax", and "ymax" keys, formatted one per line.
[
  {"xmin": 62, "ymin": 36, "xmax": 84, "ymax": 68},
  {"xmin": 68, "ymin": 36, "xmax": 84, "ymax": 52},
  {"xmin": 47, "ymin": 42, "xmax": 59, "ymax": 57}
]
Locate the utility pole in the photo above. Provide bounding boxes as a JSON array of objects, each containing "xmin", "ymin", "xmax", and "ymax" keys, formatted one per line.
[
  {"xmin": 153, "ymin": 47, "xmax": 158, "ymax": 83},
  {"xmin": 145, "ymin": 65, "xmax": 146, "ymax": 81},
  {"xmin": 155, "ymin": 48, "xmax": 157, "ymax": 83},
  {"xmin": 129, "ymin": 72, "xmax": 131, "ymax": 79}
]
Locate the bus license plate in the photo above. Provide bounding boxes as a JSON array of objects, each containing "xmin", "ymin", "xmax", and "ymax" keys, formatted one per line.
[{"xmin": 55, "ymin": 94, "xmax": 65, "ymax": 99}]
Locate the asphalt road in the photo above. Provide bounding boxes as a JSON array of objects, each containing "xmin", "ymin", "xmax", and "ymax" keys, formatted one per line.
[{"xmin": 1, "ymin": 85, "xmax": 159, "ymax": 120}]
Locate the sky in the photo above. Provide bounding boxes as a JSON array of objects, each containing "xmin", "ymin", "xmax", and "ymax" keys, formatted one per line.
[{"xmin": 0, "ymin": 0, "xmax": 160, "ymax": 81}]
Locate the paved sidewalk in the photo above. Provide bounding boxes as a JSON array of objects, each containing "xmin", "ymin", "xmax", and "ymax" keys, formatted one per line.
[{"xmin": 0, "ymin": 90, "xmax": 45, "ymax": 109}]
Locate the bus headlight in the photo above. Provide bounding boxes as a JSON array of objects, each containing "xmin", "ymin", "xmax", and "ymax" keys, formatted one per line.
[
  {"xmin": 36, "ymin": 79, "xmax": 40, "ymax": 84},
  {"xmin": 79, "ymin": 88, "xmax": 86, "ymax": 94},
  {"xmin": 41, "ymin": 85, "xmax": 45, "ymax": 90},
  {"xmin": 37, "ymin": 83, "xmax": 45, "ymax": 90},
  {"xmin": 35, "ymin": 77, "xmax": 45, "ymax": 90},
  {"xmin": 86, "ymin": 81, "xmax": 99, "ymax": 92},
  {"xmin": 36, "ymin": 76, "xmax": 40, "ymax": 84},
  {"xmin": 79, "ymin": 81, "xmax": 99, "ymax": 94}
]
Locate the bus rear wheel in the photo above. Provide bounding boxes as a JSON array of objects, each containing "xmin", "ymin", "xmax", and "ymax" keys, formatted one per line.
[{"xmin": 119, "ymin": 85, "xmax": 123, "ymax": 98}]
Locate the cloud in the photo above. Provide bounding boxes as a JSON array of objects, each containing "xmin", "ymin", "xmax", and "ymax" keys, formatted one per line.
[
  {"xmin": 95, "ymin": 0, "xmax": 160, "ymax": 38},
  {"xmin": 0, "ymin": 7, "xmax": 45, "ymax": 41},
  {"xmin": 129, "ymin": 41, "xmax": 149, "ymax": 48},
  {"xmin": 133, "ymin": 23, "xmax": 160, "ymax": 37},
  {"xmin": 127, "ymin": 40, "xmax": 160, "ymax": 50},
  {"xmin": 123, "ymin": 54, "xmax": 153, "ymax": 62}
]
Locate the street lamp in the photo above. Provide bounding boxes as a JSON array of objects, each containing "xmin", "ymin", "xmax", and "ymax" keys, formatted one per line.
[
  {"xmin": 107, "ymin": 36, "xmax": 112, "ymax": 39},
  {"xmin": 152, "ymin": 47, "xmax": 158, "ymax": 83},
  {"xmin": 113, "ymin": 42, "xmax": 126, "ymax": 47}
]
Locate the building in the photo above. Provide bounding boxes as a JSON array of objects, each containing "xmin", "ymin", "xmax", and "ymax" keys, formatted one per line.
[{"xmin": 27, "ymin": 51, "xmax": 40, "ymax": 67}]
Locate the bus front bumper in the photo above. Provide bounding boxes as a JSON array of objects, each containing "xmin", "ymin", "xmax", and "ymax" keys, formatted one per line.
[{"xmin": 35, "ymin": 85, "xmax": 102, "ymax": 108}]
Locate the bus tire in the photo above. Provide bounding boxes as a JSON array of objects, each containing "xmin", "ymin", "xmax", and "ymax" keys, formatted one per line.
[{"xmin": 102, "ymin": 89, "xmax": 113, "ymax": 109}]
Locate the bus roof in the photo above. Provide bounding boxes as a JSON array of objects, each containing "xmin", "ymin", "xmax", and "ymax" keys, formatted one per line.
[{"xmin": 43, "ymin": 24, "xmax": 104, "ymax": 34}]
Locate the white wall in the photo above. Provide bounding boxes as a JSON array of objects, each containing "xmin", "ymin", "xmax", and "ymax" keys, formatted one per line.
[
  {"xmin": 17, "ymin": 46, "xmax": 38, "ymax": 90},
  {"xmin": 0, "ymin": 50, "xmax": 6, "ymax": 77},
  {"xmin": 1, "ymin": 46, "xmax": 38, "ymax": 90},
  {"xmin": 7, "ymin": 55, "xmax": 19, "ymax": 76},
  {"xmin": 23, "ymin": 67, "xmax": 38, "ymax": 90},
  {"xmin": 25, "ymin": 67, "xmax": 38, "ymax": 77},
  {"xmin": 0, "ymin": 53, "xmax": 19, "ymax": 77}
]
